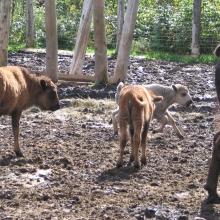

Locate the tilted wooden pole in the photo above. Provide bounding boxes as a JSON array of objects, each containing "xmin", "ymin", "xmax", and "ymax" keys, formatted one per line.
[
  {"xmin": 45, "ymin": 0, "xmax": 58, "ymax": 82},
  {"xmin": 0, "ymin": 0, "xmax": 11, "ymax": 66},
  {"xmin": 111, "ymin": 0, "xmax": 139, "ymax": 83},
  {"xmin": 93, "ymin": 0, "xmax": 108, "ymax": 84},
  {"xmin": 69, "ymin": 0, "xmax": 93, "ymax": 75}
]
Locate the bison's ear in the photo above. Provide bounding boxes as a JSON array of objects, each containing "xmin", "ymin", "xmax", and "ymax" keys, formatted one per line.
[
  {"xmin": 40, "ymin": 79, "xmax": 48, "ymax": 91},
  {"xmin": 172, "ymin": 85, "xmax": 178, "ymax": 92}
]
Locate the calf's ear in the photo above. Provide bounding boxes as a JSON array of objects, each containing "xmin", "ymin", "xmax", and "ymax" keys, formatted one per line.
[
  {"xmin": 40, "ymin": 79, "xmax": 48, "ymax": 91},
  {"xmin": 172, "ymin": 85, "xmax": 178, "ymax": 92}
]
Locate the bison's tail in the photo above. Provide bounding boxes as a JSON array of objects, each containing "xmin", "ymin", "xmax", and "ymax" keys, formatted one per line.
[
  {"xmin": 214, "ymin": 44, "xmax": 220, "ymax": 57},
  {"xmin": 131, "ymin": 94, "xmax": 147, "ymax": 107}
]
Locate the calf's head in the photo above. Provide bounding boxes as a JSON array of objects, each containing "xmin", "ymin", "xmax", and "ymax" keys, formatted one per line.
[
  {"xmin": 37, "ymin": 77, "xmax": 60, "ymax": 111},
  {"xmin": 172, "ymin": 84, "xmax": 193, "ymax": 107}
]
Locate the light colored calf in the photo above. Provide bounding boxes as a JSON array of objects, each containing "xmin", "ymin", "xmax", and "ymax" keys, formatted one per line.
[{"xmin": 112, "ymin": 83, "xmax": 193, "ymax": 139}]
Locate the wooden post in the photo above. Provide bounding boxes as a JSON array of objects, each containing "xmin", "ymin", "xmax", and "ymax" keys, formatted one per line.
[
  {"xmin": 116, "ymin": 0, "xmax": 125, "ymax": 55},
  {"xmin": 111, "ymin": 0, "xmax": 139, "ymax": 83},
  {"xmin": 26, "ymin": 0, "xmax": 35, "ymax": 48},
  {"xmin": 69, "ymin": 0, "xmax": 93, "ymax": 75},
  {"xmin": 45, "ymin": 0, "xmax": 58, "ymax": 82},
  {"xmin": 93, "ymin": 0, "xmax": 108, "ymax": 84},
  {"xmin": 191, "ymin": 0, "xmax": 201, "ymax": 56},
  {"xmin": 0, "ymin": 0, "xmax": 11, "ymax": 66}
]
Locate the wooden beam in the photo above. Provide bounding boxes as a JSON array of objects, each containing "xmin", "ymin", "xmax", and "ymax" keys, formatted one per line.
[
  {"xmin": 69, "ymin": 0, "xmax": 93, "ymax": 75},
  {"xmin": 58, "ymin": 73, "xmax": 95, "ymax": 82}
]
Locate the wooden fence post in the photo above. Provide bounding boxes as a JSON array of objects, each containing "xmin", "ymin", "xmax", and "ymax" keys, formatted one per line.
[
  {"xmin": 191, "ymin": 0, "xmax": 201, "ymax": 56},
  {"xmin": 45, "ymin": 0, "xmax": 58, "ymax": 82},
  {"xmin": 0, "ymin": 0, "xmax": 11, "ymax": 66},
  {"xmin": 93, "ymin": 0, "xmax": 108, "ymax": 84},
  {"xmin": 26, "ymin": 0, "xmax": 35, "ymax": 48}
]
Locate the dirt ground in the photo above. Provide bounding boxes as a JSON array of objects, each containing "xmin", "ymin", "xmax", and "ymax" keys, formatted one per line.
[{"xmin": 0, "ymin": 51, "xmax": 220, "ymax": 219}]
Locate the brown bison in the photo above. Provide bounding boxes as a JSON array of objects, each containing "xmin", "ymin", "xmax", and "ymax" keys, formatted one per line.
[
  {"xmin": 117, "ymin": 84, "xmax": 162, "ymax": 169},
  {"xmin": 204, "ymin": 44, "xmax": 220, "ymax": 203},
  {"xmin": 0, "ymin": 66, "xmax": 60, "ymax": 157}
]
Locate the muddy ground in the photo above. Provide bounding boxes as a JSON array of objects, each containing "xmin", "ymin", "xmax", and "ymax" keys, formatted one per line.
[{"xmin": 0, "ymin": 51, "xmax": 219, "ymax": 219}]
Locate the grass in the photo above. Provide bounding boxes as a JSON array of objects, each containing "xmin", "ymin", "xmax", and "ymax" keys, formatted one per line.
[
  {"xmin": 86, "ymin": 47, "xmax": 217, "ymax": 64},
  {"xmin": 8, "ymin": 44, "xmax": 218, "ymax": 64},
  {"xmin": 134, "ymin": 50, "xmax": 218, "ymax": 64},
  {"xmin": 8, "ymin": 43, "xmax": 26, "ymax": 52}
]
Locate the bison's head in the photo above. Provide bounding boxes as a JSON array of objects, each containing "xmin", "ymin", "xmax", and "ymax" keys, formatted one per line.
[{"xmin": 37, "ymin": 77, "xmax": 60, "ymax": 111}]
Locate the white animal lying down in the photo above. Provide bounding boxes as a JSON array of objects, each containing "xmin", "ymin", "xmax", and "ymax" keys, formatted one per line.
[{"xmin": 112, "ymin": 82, "xmax": 193, "ymax": 139}]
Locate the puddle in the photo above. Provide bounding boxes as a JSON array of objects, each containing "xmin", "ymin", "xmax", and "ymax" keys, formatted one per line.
[
  {"xmin": 1, "ymin": 169, "xmax": 52, "ymax": 188},
  {"xmin": 174, "ymin": 191, "xmax": 190, "ymax": 199}
]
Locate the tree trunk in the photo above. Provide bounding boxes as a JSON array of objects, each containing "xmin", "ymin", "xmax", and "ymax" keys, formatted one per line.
[
  {"xmin": 111, "ymin": 0, "xmax": 139, "ymax": 83},
  {"xmin": 0, "ymin": 0, "xmax": 12, "ymax": 66},
  {"xmin": 26, "ymin": 0, "xmax": 35, "ymax": 48},
  {"xmin": 116, "ymin": 0, "xmax": 125, "ymax": 55},
  {"xmin": 69, "ymin": 0, "xmax": 93, "ymax": 75},
  {"xmin": 45, "ymin": 0, "xmax": 58, "ymax": 82},
  {"xmin": 191, "ymin": 0, "xmax": 201, "ymax": 56},
  {"xmin": 93, "ymin": 0, "xmax": 108, "ymax": 84}
]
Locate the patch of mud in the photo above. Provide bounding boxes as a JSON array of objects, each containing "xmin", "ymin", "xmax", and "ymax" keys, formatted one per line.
[{"xmin": 0, "ymin": 51, "xmax": 218, "ymax": 219}]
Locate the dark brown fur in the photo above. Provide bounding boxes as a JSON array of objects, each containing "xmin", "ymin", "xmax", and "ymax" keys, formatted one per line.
[
  {"xmin": 204, "ymin": 44, "xmax": 220, "ymax": 203},
  {"xmin": 0, "ymin": 66, "xmax": 60, "ymax": 157},
  {"xmin": 117, "ymin": 85, "xmax": 162, "ymax": 168}
]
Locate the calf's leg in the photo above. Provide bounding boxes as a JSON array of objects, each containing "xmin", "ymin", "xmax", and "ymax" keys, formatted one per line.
[
  {"xmin": 141, "ymin": 122, "xmax": 149, "ymax": 166},
  {"xmin": 112, "ymin": 109, "xmax": 119, "ymax": 136},
  {"xmin": 11, "ymin": 111, "xmax": 23, "ymax": 157},
  {"xmin": 166, "ymin": 111, "xmax": 184, "ymax": 139},
  {"xmin": 133, "ymin": 122, "xmax": 143, "ymax": 169},
  {"xmin": 117, "ymin": 120, "xmax": 127, "ymax": 168}
]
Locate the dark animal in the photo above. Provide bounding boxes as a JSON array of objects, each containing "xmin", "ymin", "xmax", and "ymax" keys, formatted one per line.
[
  {"xmin": 204, "ymin": 44, "xmax": 220, "ymax": 203},
  {"xmin": 0, "ymin": 66, "xmax": 60, "ymax": 157}
]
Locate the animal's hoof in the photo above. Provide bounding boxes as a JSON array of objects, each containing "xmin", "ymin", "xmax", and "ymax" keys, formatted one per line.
[
  {"xmin": 205, "ymin": 194, "xmax": 220, "ymax": 204},
  {"xmin": 134, "ymin": 161, "xmax": 141, "ymax": 169},
  {"xmin": 141, "ymin": 157, "xmax": 147, "ymax": 165},
  {"xmin": 204, "ymin": 184, "xmax": 220, "ymax": 204},
  {"xmin": 15, "ymin": 150, "xmax": 24, "ymax": 157},
  {"xmin": 178, "ymin": 134, "xmax": 184, "ymax": 139},
  {"xmin": 116, "ymin": 161, "xmax": 123, "ymax": 168},
  {"xmin": 113, "ymin": 132, "xmax": 118, "ymax": 139}
]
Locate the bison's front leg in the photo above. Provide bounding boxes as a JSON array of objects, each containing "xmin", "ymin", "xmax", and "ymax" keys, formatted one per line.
[
  {"xmin": 11, "ymin": 111, "xmax": 23, "ymax": 157},
  {"xmin": 204, "ymin": 132, "xmax": 220, "ymax": 203}
]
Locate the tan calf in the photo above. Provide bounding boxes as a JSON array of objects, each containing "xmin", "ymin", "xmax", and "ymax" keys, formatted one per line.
[
  {"xmin": 117, "ymin": 85, "xmax": 162, "ymax": 168},
  {"xmin": 0, "ymin": 66, "xmax": 60, "ymax": 157}
]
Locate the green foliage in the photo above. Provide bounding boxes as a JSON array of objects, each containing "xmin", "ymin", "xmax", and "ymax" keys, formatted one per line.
[{"xmin": 8, "ymin": 0, "xmax": 220, "ymax": 55}]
